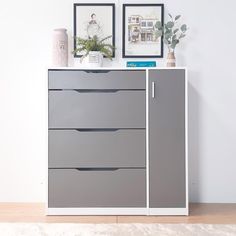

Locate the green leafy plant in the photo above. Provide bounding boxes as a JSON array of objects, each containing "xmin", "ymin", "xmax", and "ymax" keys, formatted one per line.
[
  {"xmin": 155, "ymin": 14, "xmax": 188, "ymax": 52},
  {"xmin": 73, "ymin": 35, "xmax": 115, "ymax": 61}
]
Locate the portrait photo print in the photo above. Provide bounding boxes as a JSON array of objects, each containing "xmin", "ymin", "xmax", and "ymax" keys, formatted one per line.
[
  {"xmin": 123, "ymin": 4, "xmax": 164, "ymax": 58},
  {"xmin": 73, "ymin": 3, "xmax": 115, "ymax": 57}
]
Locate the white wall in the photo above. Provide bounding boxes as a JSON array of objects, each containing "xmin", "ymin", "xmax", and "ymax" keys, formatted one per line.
[{"xmin": 0, "ymin": 0, "xmax": 235, "ymax": 203}]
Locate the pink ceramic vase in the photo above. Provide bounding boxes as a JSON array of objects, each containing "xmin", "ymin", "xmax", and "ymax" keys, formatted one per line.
[{"xmin": 52, "ymin": 28, "xmax": 68, "ymax": 67}]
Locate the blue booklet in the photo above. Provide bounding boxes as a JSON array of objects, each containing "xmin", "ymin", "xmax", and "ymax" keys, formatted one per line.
[{"xmin": 127, "ymin": 61, "xmax": 157, "ymax": 68}]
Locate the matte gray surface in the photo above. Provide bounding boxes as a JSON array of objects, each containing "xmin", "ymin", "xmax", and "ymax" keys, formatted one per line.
[
  {"xmin": 49, "ymin": 129, "xmax": 145, "ymax": 168},
  {"xmin": 48, "ymin": 169, "xmax": 146, "ymax": 207},
  {"xmin": 149, "ymin": 69, "xmax": 186, "ymax": 208},
  {"xmin": 49, "ymin": 70, "xmax": 146, "ymax": 90},
  {"xmin": 49, "ymin": 90, "xmax": 145, "ymax": 128}
]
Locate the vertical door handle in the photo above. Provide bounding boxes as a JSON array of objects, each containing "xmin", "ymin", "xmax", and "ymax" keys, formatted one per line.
[{"xmin": 152, "ymin": 81, "xmax": 155, "ymax": 98}]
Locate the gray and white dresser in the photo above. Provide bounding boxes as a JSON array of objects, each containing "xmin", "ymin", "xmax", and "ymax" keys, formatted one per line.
[{"xmin": 47, "ymin": 68, "xmax": 188, "ymax": 215}]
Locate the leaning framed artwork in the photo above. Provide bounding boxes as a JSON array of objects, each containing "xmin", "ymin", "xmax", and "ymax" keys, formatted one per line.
[
  {"xmin": 123, "ymin": 4, "xmax": 164, "ymax": 58},
  {"xmin": 73, "ymin": 3, "xmax": 115, "ymax": 57}
]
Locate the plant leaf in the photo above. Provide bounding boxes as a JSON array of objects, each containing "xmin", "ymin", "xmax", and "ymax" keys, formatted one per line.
[
  {"xmin": 99, "ymin": 47, "xmax": 113, "ymax": 60},
  {"xmin": 155, "ymin": 31, "xmax": 162, "ymax": 38},
  {"xmin": 173, "ymin": 28, "xmax": 179, "ymax": 34},
  {"xmin": 155, "ymin": 21, "xmax": 162, "ymax": 30},
  {"xmin": 99, "ymin": 35, "xmax": 112, "ymax": 43},
  {"xmin": 181, "ymin": 24, "xmax": 187, "ymax": 32},
  {"xmin": 168, "ymin": 13, "xmax": 173, "ymax": 19},
  {"xmin": 165, "ymin": 33, "xmax": 172, "ymax": 40},
  {"xmin": 166, "ymin": 21, "xmax": 174, "ymax": 28},
  {"xmin": 179, "ymin": 34, "xmax": 186, "ymax": 39},
  {"xmin": 163, "ymin": 39, "xmax": 169, "ymax": 45},
  {"xmin": 171, "ymin": 39, "xmax": 180, "ymax": 49},
  {"xmin": 175, "ymin": 15, "xmax": 181, "ymax": 21},
  {"xmin": 165, "ymin": 28, "xmax": 171, "ymax": 34}
]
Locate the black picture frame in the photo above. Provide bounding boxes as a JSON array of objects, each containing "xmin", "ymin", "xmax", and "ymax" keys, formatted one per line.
[
  {"xmin": 73, "ymin": 3, "xmax": 115, "ymax": 58},
  {"xmin": 122, "ymin": 4, "xmax": 164, "ymax": 58}
]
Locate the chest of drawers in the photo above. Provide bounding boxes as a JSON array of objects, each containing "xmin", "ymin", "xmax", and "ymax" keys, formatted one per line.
[{"xmin": 47, "ymin": 68, "xmax": 188, "ymax": 215}]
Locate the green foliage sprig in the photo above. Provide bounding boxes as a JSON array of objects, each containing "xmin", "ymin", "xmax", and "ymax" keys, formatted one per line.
[
  {"xmin": 73, "ymin": 35, "xmax": 115, "ymax": 61},
  {"xmin": 155, "ymin": 14, "xmax": 188, "ymax": 52}
]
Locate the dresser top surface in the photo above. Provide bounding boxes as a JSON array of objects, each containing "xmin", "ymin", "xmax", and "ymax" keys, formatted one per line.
[{"xmin": 48, "ymin": 67, "xmax": 187, "ymax": 71}]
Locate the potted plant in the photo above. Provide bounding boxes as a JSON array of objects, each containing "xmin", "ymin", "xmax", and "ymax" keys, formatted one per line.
[
  {"xmin": 155, "ymin": 14, "xmax": 188, "ymax": 67},
  {"xmin": 73, "ymin": 35, "xmax": 114, "ymax": 67}
]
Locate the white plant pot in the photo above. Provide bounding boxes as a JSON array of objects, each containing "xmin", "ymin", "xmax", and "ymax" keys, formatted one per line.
[{"xmin": 83, "ymin": 51, "xmax": 103, "ymax": 68}]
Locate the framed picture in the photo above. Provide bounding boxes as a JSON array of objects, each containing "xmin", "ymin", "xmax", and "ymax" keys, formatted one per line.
[
  {"xmin": 123, "ymin": 4, "xmax": 164, "ymax": 58},
  {"xmin": 73, "ymin": 3, "xmax": 115, "ymax": 57}
]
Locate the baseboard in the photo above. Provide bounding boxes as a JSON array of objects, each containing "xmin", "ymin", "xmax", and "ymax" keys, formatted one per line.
[{"xmin": 47, "ymin": 207, "xmax": 188, "ymax": 216}]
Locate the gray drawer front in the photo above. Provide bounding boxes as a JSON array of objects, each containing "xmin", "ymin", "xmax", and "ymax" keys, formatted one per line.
[
  {"xmin": 49, "ymin": 90, "xmax": 145, "ymax": 128},
  {"xmin": 48, "ymin": 169, "xmax": 146, "ymax": 207},
  {"xmin": 49, "ymin": 70, "xmax": 146, "ymax": 89},
  {"xmin": 49, "ymin": 129, "xmax": 145, "ymax": 168}
]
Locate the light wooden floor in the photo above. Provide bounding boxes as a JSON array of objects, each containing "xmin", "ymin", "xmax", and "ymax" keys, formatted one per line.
[{"xmin": 0, "ymin": 203, "xmax": 236, "ymax": 224}]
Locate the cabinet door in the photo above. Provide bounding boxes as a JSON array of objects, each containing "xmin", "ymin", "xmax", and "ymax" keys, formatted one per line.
[{"xmin": 149, "ymin": 69, "xmax": 186, "ymax": 208}]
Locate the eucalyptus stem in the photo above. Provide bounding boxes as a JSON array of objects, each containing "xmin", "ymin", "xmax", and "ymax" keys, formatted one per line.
[{"xmin": 155, "ymin": 14, "xmax": 188, "ymax": 52}]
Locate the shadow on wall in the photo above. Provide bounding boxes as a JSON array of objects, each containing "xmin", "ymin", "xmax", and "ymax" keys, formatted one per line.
[{"xmin": 188, "ymin": 72, "xmax": 202, "ymax": 202}]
